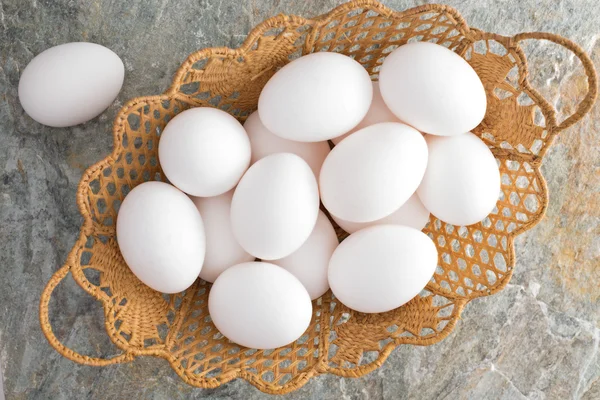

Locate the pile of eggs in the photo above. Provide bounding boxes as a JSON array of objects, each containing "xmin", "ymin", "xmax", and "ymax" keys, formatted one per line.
[{"xmin": 112, "ymin": 43, "xmax": 497, "ymax": 350}]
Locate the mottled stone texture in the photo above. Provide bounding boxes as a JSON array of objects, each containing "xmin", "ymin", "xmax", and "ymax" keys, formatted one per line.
[{"xmin": 0, "ymin": 0, "xmax": 598, "ymax": 399}]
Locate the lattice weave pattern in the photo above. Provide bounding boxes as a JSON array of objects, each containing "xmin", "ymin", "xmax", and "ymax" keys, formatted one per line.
[{"xmin": 39, "ymin": 0, "xmax": 596, "ymax": 394}]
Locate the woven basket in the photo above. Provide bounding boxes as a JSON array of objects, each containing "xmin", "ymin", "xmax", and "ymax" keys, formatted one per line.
[{"xmin": 40, "ymin": 0, "xmax": 596, "ymax": 394}]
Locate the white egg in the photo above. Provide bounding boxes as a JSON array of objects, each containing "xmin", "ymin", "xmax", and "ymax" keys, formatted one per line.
[
  {"xmin": 332, "ymin": 81, "xmax": 400, "ymax": 145},
  {"xmin": 272, "ymin": 211, "xmax": 338, "ymax": 300},
  {"xmin": 320, "ymin": 122, "xmax": 428, "ymax": 223},
  {"xmin": 209, "ymin": 262, "xmax": 312, "ymax": 349},
  {"xmin": 116, "ymin": 182, "xmax": 205, "ymax": 293},
  {"xmin": 379, "ymin": 42, "xmax": 486, "ymax": 136},
  {"xmin": 191, "ymin": 191, "xmax": 254, "ymax": 283},
  {"xmin": 332, "ymin": 193, "xmax": 429, "ymax": 234},
  {"xmin": 244, "ymin": 111, "xmax": 330, "ymax": 178},
  {"xmin": 258, "ymin": 52, "xmax": 372, "ymax": 142},
  {"xmin": 18, "ymin": 42, "xmax": 124, "ymax": 127},
  {"xmin": 231, "ymin": 153, "xmax": 319, "ymax": 260},
  {"xmin": 417, "ymin": 133, "xmax": 500, "ymax": 226},
  {"xmin": 328, "ymin": 225, "xmax": 438, "ymax": 313},
  {"xmin": 158, "ymin": 108, "xmax": 251, "ymax": 197}
]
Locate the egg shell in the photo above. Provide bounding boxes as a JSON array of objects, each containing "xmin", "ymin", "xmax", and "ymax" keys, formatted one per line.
[
  {"xmin": 244, "ymin": 111, "xmax": 330, "ymax": 178},
  {"xmin": 18, "ymin": 42, "xmax": 124, "ymax": 127},
  {"xmin": 158, "ymin": 108, "xmax": 251, "ymax": 197},
  {"xmin": 332, "ymin": 193, "xmax": 430, "ymax": 234},
  {"xmin": 209, "ymin": 262, "xmax": 313, "ymax": 349},
  {"xmin": 258, "ymin": 52, "xmax": 373, "ymax": 142},
  {"xmin": 272, "ymin": 211, "xmax": 339, "ymax": 300},
  {"xmin": 191, "ymin": 191, "xmax": 254, "ymax": 283},
  {"xmin": 379, "ymin": 42, "xmax": 486, "ymax": 136},
  {"xmin": 417, "ymin": 133, "xmax": 501, "ymax": 226},
  {"xmin": 328, "ymin": 225, "xmax": 438, "ymax": 313},
  {"xmin": 332, "ymin": 81, "xmax": 400, "ymax": 145},
  {"xmin": 116, "ymin": 182, "xmax": 205, "ymax": 293},
  {"xmin": 320, "ymin": 122, "xmax": 428, "ymax": 223},
  {"xmin": 231, "ymin": 153, "xmax": 319, "ymax": 260}
]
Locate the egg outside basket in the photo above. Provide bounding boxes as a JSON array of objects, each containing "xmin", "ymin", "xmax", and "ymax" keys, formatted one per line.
[{"xmin": 39, "ymin": 0, "xmax": 597, "ymax": 394}]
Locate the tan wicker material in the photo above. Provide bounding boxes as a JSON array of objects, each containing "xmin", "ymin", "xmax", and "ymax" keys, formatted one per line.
[{"xmin": 39, "ymin": 0, "xmax": 597, "ymax": 394}]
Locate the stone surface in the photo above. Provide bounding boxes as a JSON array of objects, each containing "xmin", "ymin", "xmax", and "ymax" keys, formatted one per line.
[{"xmin": 0, "ymin": 0, "xmax": 598, "ymax": 399}]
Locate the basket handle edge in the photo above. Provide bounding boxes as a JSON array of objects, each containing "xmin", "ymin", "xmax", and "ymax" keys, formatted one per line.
[
  {"xmin": 39, "ymin": 264, "xmax": 136, "ymax": 366},
  {"xmin": 513, "ymin": 31, "xmax": 598, "ymax": 133}
]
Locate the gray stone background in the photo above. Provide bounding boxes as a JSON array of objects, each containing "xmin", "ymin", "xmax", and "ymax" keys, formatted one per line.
[{"xmin": 0, "ymin": 0, "xmax": 598, "ymax": 399}]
